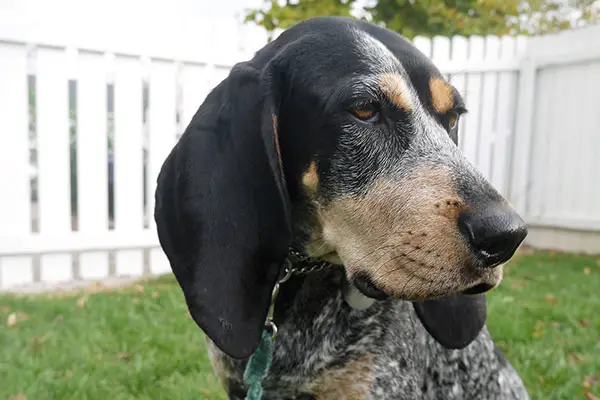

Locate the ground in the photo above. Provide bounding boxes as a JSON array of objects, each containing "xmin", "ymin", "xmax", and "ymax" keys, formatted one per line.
[{"xmin": 1, "ymin": 250, "xmax": 599, "ymax": 400}]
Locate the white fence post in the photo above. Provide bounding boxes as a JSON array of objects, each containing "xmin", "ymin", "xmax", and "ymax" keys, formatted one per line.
[
  {"xmin": 147, "ymin": 58, "xmax": 177, "ymax": 275},
  {"xmin": 491, "ymin": 36, "xmax": 519, "ymax": 196},
  {"xmin": 0, "ymin": 42, "xmax": 33, "ymax": 288},
  {"xmin": 476, "ymin": 36, "xmax": 500, "ymax": 180},
  {"xmin": 113, "ymin": 54, "xmax": 145, "ymax": 277},
  {"xmin": 180, "ymin": 63, "xmax": 212, "ymax": 132},
  {"xmin": 509, "ymin": 53, "xmax": 536, "ymax": 216},
  {"xmin": 412, "ymin": 36, "xmax": 432, "ymax": 59},
  {"xmin": 462, "ymin": 36, "xmax": 484, "ymax": 165},
  {"xmin": 449, "ymin": 36, "xmax": 469, "ymax": 153},
  {"xmin": 76, "ymin": 49, "xmax": 110, "ymax": 280},
  {"xmin": 36, "ymin": 46, "xmax": 74, "ymax": 283}
]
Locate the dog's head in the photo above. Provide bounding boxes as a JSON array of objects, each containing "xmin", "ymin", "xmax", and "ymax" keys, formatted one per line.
[{"xmin": 155, "ymin": 17, "xmax": 527, "ymax": 359}]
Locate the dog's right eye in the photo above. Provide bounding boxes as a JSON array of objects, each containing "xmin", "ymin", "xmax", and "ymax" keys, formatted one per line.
[{"xmin": 350, "ymin": 102, "xmax": 379, "ymax": 122}]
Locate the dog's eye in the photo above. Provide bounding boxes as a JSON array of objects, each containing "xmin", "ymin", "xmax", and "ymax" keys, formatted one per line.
[
  {"xmin": 350, "ymin": 102, "xmax": 379, "ymax": 122},
  {"xmin": 448, "ymin": 112, "xmax": 459, "ymax": 130}
]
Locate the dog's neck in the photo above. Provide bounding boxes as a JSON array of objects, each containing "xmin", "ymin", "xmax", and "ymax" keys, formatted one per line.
[{"xmin": 281, "ymin": 248, "xmax": 377, "ymax": 312}]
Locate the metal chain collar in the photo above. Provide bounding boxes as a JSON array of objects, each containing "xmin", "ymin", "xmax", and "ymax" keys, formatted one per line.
[
  {"xmin": 265, "ymin": 248, "xmax": 330, "ymax": 339},
  {"xmin": 286, "ymin": 248, "xmax": 330, "ymax": 276}
]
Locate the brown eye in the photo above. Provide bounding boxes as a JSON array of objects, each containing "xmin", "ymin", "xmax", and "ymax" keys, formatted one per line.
[
  {"xmin": 448, "ymin": 113, "xmax": 459, "ymax": 130},
  {"xmin": 351, "ymin": 102, "xmax": 379, "ymax": 121}
]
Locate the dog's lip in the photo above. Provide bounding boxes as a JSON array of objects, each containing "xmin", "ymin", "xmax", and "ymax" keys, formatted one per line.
[
  {"xmin": 461, "ymin": 282, "xmax": 496, "ymax": 295},
  {"xmin": 353, "ymin": 274, "xmax": 391, "ymax": 301}
]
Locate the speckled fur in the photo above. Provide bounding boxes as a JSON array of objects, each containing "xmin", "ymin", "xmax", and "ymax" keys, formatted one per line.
[{"xmin": 208, "ymin": 267, "xmax": 529, "ymax": 400}]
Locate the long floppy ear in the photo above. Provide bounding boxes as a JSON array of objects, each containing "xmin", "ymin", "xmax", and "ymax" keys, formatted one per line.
[
  {"xmin": 154, "ymin": 61, "xmax": 291, "ymax": 359},
  {"xmin": 412, "ymin": 294, "xmax": 487, "ymax": 349}
]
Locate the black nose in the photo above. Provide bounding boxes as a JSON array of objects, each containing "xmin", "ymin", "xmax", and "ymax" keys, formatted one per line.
[{"xmin": 458, "ymin": 205, "xmax": 528, "ymax": 268}]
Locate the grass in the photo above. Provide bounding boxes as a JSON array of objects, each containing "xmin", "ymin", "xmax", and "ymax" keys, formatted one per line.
[{"xmin": 1, "ymin": 250, "xmax": 599, "ymax": 400}]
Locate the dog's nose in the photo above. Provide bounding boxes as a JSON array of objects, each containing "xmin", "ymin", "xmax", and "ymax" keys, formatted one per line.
[{"xmin": 458, "ymin": 205, "xmax": 528, "ymax": 268}]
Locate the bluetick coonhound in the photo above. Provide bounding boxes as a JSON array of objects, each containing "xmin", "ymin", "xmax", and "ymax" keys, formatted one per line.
[{"xmin": 154, "ymin": 16, "xmax": 530, "ymax": 399}]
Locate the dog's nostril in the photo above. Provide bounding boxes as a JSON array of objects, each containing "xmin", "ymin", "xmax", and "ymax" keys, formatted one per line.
[{"xmin": 458, "ymin": 206, "xmax": 528, "ymax": 268}]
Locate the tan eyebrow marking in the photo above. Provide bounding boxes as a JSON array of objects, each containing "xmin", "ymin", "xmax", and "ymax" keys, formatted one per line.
[
  {"xmin": 302, "ymin": 161, "xmax": 319, "ymax": 195},
  {"xmin": 378, "ymin": 73, "xmax": 413, "ymax": 112},
  {"xmin": 429, "ymin": 77, "xmax": 454, "ymax": 114}
]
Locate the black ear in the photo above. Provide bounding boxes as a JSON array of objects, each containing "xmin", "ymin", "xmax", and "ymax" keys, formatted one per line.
[
  {"xmin": 412, "ymin": 294, "xmax": 487, "ymax": 349},
  {"xmin": 154, "ymin": 61, "xmax": 291, "ymax": 359}
]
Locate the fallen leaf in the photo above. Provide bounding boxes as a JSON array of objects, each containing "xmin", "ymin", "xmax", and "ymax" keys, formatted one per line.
[
  {"xmin": 7, "ymin": 311, "xmax": 29, "ymax": 327},
  {"xmin": 509, "ymin": 280, "xmax": 527, "ymax": 289},
  {"xmin": 544, "ymin": 294, "xmax": 558, "ymax": 305},
  {"xmin": 585, "ymin": 393, "xmax": 599, "ymax": 400},
  {"xmin": 584, "ymin": 266, "xmax": 592, "ymax": 275},
  {"xmin": 580, "ymin": 319, "xmax": 590, "ymax": 328},
  {"xmin": 584, "ymin": 375, "xmax": 599, "ymax": 389},
  {"xmin": 568, "ymin": 353, "xmax": 582, "ymax": 364},
  {"xmin": 77, "ymin": 296, "xmax": 88, "ymax": 309},
  {"xmin": 31, "ymin": 336, "xmax": 46, "ymax": 351},
  {"xmin": 116, "ymin": 352, "xmax": 131, "ymax": 362},
  {"xmin": 8, "ymin": 393, "xmax": 27, "ymax": 400}
]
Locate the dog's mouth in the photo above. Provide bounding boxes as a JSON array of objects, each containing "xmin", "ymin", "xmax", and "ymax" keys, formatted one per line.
[
  {"xmin": 353, "ymin": 273, "xmax": 391, "ymax": 301},
  {"xmin": 461, "ymin": 282, "xmax": 496, "ymax": 295},
  {"xmin": 352, "ymin": 271, "xmax": 499, "ymax": 301}
]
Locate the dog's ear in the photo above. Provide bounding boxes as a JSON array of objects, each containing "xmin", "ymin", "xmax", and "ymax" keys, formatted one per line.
[
  {"xmin": 412, "ymin": 294, "xmax": 486, "ymax": 349},
  {"xmin": 154, "ymin": 61, "xmax": 291, "ymax": 359}
]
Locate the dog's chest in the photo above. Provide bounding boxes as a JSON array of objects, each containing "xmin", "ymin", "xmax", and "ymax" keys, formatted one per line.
[
  {"xmin": 202, "ymin": 273, "xmax": 525, "ymax": 400},
  {"xmin": 205, "ymin": 286, "xmax": 428, "ymax": 399}
]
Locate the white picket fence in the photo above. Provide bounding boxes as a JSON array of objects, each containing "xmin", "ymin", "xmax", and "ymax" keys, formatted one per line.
[{"xmin": 1, "ymin": 23, "xmax": 599, "ymax": 290}]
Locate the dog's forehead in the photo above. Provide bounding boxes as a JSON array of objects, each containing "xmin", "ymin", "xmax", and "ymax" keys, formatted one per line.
[
  {"xmin": 347, "ymin": 28, "xmax": 402, "ymax": 73},
  {"xmin": 348, "ymin": 27, "xmax": 457, "ymax": 105}
]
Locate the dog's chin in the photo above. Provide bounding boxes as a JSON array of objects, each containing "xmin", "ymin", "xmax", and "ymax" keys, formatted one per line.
[{"xmin": 352, "ymin": 272, "xmax": 501, "ymax": 302}]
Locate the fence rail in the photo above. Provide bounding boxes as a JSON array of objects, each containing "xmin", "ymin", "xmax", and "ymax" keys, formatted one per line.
[{"xmin": 1, "ymin": 23, "xmax": 600, "ymax": 290}]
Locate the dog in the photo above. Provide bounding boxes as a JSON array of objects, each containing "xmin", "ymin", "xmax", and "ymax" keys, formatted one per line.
[{"xmin": 154, "ymin": 16, "xmax": 530, "ymax": 399}]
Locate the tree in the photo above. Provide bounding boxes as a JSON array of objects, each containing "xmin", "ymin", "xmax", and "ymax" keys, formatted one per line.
[{"xmin": 244, "ymin": 0, "xmax": 600, "ymax": 39}]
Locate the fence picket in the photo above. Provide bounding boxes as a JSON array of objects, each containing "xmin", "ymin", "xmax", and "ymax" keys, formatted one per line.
[
  {"xmin": 36, "ymin": 46, "xmax": 73, "ymax": 283},
  {"xmin": 181, "ymin": 63, "xmax": 211, "ymax": 131},
  {"xmin": 147, "ymin": 59, "xmax": 177, "ymax": 275},
  {"xmin": 0, "ymin": 43, "xmax": 33, "ymax": 288},
  {"xmin": 76, "ymin": 50, "xmax": 110, "ymax": 280},
  {"xmin": 462, "ymin": 36, "xmax": 484, "ymax": 165},
  {"xmin": 491, "ymin": 36, "xmax": 518, "ymax": 196},
  {"xmin": 113, "ymin": 54, "xmax": 145, "ymax": 277},
  {"xmin": 432, "ymin": 36, "xmax": 451, "ymax": 82},
  {"xmin": 412, "ymin": 36, "xmax": 432, "ymax": 59},
  {"xmin": 476, "ymin": 36, "xmax": 500, "ymax": 180},
  {"xmin": 448, "ymin": 36, "xmax": 469, "ymax": 153}
]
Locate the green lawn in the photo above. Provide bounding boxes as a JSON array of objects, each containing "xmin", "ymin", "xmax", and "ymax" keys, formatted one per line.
[{"xmin": 1, "ymin": 250, "xmax": 599, "ymax": 400}]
